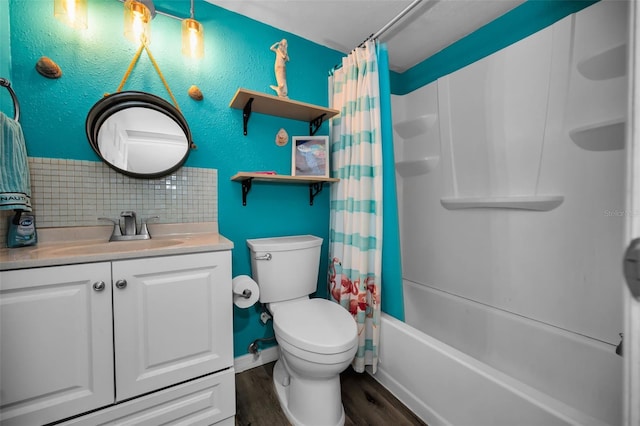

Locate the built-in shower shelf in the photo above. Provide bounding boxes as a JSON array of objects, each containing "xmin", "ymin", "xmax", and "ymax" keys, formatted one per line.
[
  {"xmin": 396, "ymin": 157, "xmax": 439, "ymax": 177},
  {"xmin": 577, "ymin": 44, "xmax": 627, "ymax": 81},
  {"xmin": 440, "ymin": 195, "xmax": 564, "ymax": 211},
  {"xmin": 394, "ymin": 114, "xmax": 437, "ymax": 139},
  {"xmin": 569, "ymin": 120, "xmax": 625, "ymax": 151}
]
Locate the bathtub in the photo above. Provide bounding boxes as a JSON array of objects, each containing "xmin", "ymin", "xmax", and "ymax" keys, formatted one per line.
[{"xmin": 371, "ymin": 280, "xmax": 622, "ymax": 426}]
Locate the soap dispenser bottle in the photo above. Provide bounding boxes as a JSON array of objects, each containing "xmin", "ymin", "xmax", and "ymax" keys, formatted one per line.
[{"xmin": 6, "ymin": 210, "xmax": 37, "ymax": 248}]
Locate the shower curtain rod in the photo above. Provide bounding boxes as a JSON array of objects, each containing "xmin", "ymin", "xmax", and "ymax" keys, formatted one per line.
[
  {"xmin": 359, "ymin": 0, "xmax": 424, "ymax": 48},
  {"xmin": 329, "ymin": 0, "xmax": 424, "ymax": 74}
]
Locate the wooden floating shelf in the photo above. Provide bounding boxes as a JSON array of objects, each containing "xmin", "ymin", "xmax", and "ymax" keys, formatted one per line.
[
  {"xmin": 440, "ymin": 195, "xmax": 564, "ymax": 211},
  {"xmin": 231, "ymin": 172, "xmax": 339, "ymax": 206},
  {"xmin": 229, "ymin": 88, "xmax": 339, "ymax": 136},
  {"xmin": 231, "ymin": 172, "xmax": 339, "ymax": 184}
]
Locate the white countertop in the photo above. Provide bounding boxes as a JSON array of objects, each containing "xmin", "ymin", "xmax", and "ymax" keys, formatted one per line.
[{"xmin": 0, "ymin": 222, "xmax": 233, "ymax": 271}]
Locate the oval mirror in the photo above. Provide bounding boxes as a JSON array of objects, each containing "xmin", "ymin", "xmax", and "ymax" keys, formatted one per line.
[{"xmin": 86, "ymin": 91, "xmax": 192, "ymax": 178}]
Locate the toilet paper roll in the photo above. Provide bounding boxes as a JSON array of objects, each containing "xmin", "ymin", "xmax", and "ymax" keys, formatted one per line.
[{"xmin": 232, "ymin": 275, "xmax": 260, "ymax": 309}]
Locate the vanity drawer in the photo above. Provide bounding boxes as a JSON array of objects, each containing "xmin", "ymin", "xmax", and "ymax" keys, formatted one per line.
[{"xmin": 60, "ymin": 368, "xmax": 236, "ymax": 426}]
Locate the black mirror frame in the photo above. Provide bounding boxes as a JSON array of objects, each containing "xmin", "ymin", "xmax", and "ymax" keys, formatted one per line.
[{"xmin": 86, "ymin": 91, "xmax": 192, "ymax": 179}]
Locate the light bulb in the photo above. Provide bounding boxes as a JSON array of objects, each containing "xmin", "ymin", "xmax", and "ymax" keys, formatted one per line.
[
  {"xmin": 54, "ymin": 0, "xmax": 88, "ymax": 29},
  {"xmin": 132, "ymin": 11, "xmax": 145, "ymax": 43},
  {"xmin": 65, "ymin": 0, "xmax": 76, "ymax": 22},
  {"xmin": 182, "ymin": 18, "xmax": 204, "ymax": 59},
  {"xmin": 124, "ymin": 0, "xmax": 151, "ymax": 45}
]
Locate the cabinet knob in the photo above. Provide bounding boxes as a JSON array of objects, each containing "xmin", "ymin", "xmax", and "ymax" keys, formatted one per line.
[
  {"xmin": 92, "ymin": 281, "xmax": 106, "ymax": 291},
  {"xmin": 115, "ymin": 279, "xmax": 128, "ymax": 289}
]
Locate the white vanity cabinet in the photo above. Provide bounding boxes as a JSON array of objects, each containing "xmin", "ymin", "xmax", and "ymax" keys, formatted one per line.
[{"xmin": 0, "ymin": 250, "xmax": 234, "ymax": 426}]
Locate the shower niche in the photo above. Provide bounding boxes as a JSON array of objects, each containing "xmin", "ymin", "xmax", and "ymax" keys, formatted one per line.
[
  {"xmin": 437, "ymin": 20, "xmax": 567, "ymax": 211},
  {"xmin": 393, "ymin": 113, "xmax": 439, "ymax": 178},
  {"xmin": 565, "ymin": 1, "xmax": 627, "ymax": 152},
  {"xmin": 392, "ymin": 76, "xmax": 441, "ymax": 180}
]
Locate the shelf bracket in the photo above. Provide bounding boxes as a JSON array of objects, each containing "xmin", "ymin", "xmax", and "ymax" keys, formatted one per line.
[
  {"xmin": 309, "ymin": 113, "xmax": 327, "ymax": 136},
  {"xmin": 241, "ymin": 178, "xmax": 253, "ymax": 206},
  {"xmin": 243, "ymin": 98, "xmax": 254, "ymax": 136},
  {"xmin": 309, "ymin": 182, "xmax": 325, "ymax": 205}
]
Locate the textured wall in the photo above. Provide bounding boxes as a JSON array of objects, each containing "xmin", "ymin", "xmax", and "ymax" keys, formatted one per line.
[
  {"xmin": 0, "ymin": 0, "xmax": 12, "ymax": 115},
  {"xmin": 7, "ymin": 0, "xmax": 345, "ymax": 358}
]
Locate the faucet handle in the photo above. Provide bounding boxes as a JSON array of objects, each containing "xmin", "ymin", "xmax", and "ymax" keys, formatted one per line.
[
  {"xmin": 145, "ymin": 215, "xmax": 160, "ymax": 223},
  {"xmin": 98, "ymin": 217, "xmax": 123, "ymax": 240},
  {"xmin": 139, "ymin": 216, "xmax": 160, "ymax": 238}
]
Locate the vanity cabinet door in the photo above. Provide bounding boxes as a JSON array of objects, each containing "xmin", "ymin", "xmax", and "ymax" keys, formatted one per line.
[
  {"xmin": 0, "ymin": 263, "xmax": 115, "ymax": 426},
  {"xmin": 112, "ymin": 251, "xmax": 233, "ymax": 402}
]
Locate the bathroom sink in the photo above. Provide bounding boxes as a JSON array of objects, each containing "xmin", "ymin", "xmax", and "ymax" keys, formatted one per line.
[{"xmin": 51, "ymin": 239, "xmax": 183, "ymax": 256}]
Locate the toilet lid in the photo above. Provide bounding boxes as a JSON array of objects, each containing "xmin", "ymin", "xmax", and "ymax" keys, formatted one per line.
[{"xmin": 273, "ymin": 298, "xmax": 357, "ymax": 354}]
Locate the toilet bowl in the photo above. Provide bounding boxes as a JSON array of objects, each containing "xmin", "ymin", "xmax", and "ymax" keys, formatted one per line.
[
  {"xmin": 247, "ymin": 235, "xmax": 358, "ymax": 426},
  {"xmin": 270, "ymin": 298, "xmax": 357, "ymax": 426}
]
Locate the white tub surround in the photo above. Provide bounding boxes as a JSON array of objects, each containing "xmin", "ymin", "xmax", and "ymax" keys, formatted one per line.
[
  {"xmin": 402, "ymin": 281, "xmax": 622, "ymax": 425},
  {"xmin": 388, "ymin": 1, "xmax": 627, "ymax": 425},
  {"xmin": 374, "ymin": 315, "xmax": 611, "ymax": 426}
]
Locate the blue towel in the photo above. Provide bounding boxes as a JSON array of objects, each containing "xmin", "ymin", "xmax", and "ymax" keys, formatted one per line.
[{"xmin": 0, "ymin": 111, "xmax": 31, "ymax": 211}]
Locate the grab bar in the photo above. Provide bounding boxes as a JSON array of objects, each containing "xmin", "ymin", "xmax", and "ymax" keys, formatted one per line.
[{"xmin": 0, "ymin": 78, "xmax": 20, "ymax": 122}]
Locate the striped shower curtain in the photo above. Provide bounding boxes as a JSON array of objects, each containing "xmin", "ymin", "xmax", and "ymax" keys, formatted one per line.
[{"xmin": 328, "ymin": 40, "xmax": 383, "ymax": 374}]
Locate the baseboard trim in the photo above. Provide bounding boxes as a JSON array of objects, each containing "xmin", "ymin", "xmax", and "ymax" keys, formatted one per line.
[{"xmin": 234, "ymin": 346, "xmax": 279, "ymax": 373}]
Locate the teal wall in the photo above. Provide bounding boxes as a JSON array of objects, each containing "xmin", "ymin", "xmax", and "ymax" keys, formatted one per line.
[
  {"xmin": 6, "ymin": 0, "xmax": 344, "ymax": 357},
  {"xmin": 390, "ymin": 0, "xmax": 599, "ymax": 95},
  {"xmin": 1, "ymin": 0, "xmax": 12, "ymax": 115},
  {"xmin": 378, "ymin": 43, "xmax": 404, "ymax": 321}
]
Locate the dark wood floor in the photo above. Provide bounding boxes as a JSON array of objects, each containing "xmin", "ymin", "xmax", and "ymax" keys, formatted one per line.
[{"xmin": 235, "ymin": 361, "xmax": 426, "ymax": 426}]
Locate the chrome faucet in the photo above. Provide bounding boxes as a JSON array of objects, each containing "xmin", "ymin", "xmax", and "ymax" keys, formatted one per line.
[{"xmin": 98, "ymin": 213, "xmax": 158, "ymax": 242}]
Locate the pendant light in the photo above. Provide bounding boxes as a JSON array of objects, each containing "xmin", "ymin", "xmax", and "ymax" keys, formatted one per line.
[
  {"xmin": 182, "ymin": 0, "xmax": 204, "ymax": 59},
  {"xmin": 124, "ymin": 0, "xmax": 152, "ymax": 45},
  {"xmin": 54, "ymin": 0, "xmax": 88, "ymax": 29}
]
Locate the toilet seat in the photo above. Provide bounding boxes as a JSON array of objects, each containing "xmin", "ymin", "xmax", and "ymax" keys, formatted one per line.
[{"xmin": 272, "ymin": 298, "xmax": 357, "ymax": 355}]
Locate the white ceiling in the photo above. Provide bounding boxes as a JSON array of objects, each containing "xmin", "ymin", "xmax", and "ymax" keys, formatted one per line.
[{"xmin": 205, "ymin": 0, "xmax": 525, "ymax": 72}]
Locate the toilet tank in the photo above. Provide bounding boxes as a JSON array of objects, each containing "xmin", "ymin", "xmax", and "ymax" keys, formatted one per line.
[{"xmin": 247, "ymin": 235, "xmax": 323, "ymax": 303}]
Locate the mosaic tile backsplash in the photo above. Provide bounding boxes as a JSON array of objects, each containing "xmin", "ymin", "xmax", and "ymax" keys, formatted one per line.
[{"xmin": 0, "ymin": 158, "xmax": 218, "ymax": 239}]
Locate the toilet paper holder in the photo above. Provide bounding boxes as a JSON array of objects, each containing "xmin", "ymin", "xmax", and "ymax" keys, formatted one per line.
[
  {"xmin": 232, "ymin": 275, "xmax": 260, "ymax": 309},
  {"xmin": 235, "ymin": 288, "xmax": 252, "ymax": 299}
]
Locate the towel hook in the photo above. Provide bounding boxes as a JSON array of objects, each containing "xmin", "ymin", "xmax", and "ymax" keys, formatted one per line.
[{"xmin": 0, "ymin": 78, "xmax": 20, "ymax": 122}]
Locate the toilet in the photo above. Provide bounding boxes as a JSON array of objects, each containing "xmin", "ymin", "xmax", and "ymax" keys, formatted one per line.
[{"xmin": 247, "ymin": 235, "xmax": 358, "ymax": 426}]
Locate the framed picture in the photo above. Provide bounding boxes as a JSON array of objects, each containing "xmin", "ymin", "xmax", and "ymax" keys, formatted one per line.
[{"xmin": 291, "ymin": 136, "xmax": 330, "ymax": 178}]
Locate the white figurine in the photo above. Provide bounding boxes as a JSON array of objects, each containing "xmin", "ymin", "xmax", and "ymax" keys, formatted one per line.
[{"xmin": 270, "ymin": 39, "xmax": 289, "ymax": 98}]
